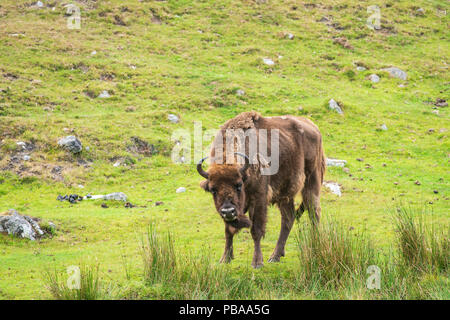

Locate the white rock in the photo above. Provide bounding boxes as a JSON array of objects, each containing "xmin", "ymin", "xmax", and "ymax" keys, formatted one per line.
[
  {"xmin": 113, "ymin": 161, "xmax": 121, "ymax": 167},
  {"xmin": 236, "ymin": 89, "xmax": 245, "ymax": 96},
  {"xmin": 328, "ymin": 99, "xmax": 343, "ymax": 114},
  {"xmin": 176, "ymin": 187, "xmax": 186, "ymax": 193},
  {"xmin": 262, "ymin": 58, "xmax": 275, "ymax": 66},
  {"xmin": 23, "ymin": 155, "xmax": 31, "ymax": 161},
  {"xmin": 356, "ymin": 66, "xmax": 366, "ymax": 71},
  {"xmin": 78, "ymin": 184, "xmax": 84, "ymax": 189},
  {"xmin": 326, "ymin": 158, "xmax": 347, "ymax": 167},
  {"xmin": 432, "ymin": 110, "xmax": 439, "ymax": 115},
  {"xmin": 323, "ymin": 182, "xmax": 342, "ymax": 197},
  {"xmin": 98, "ymin": 90, "xmax": 111, "ymax": 98},
  {"xmin": 36, "ymin": 1, "xmax": 44, "ymax": 8},
  {"xmin": 381, "ymin": 124, "xmax": 388, "ymax": 131},
  {"xmin": 91, "ymin": 50, "xmax": 97, "ymax": 55},
  {"xmin": 168, "ymin": 114, "xmax": 179, "ymax": 123},
  {"xmin": 368, "ymin": 74, "xmax": 380, "ymax": 83}
]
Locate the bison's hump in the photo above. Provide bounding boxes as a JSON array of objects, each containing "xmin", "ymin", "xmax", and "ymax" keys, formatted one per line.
[{"xmin": 221, "ymin": 111, "xmax": 261, "ymax": 130}]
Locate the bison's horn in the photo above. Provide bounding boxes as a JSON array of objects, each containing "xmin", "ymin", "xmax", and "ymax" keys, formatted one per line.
[
  {"xmin": 197, "ymin": 157, "xmax": 209, "ymax": 179},
  {"xmin": 235, "ymin": 152, "xmax": 250, "ymax": 176}
]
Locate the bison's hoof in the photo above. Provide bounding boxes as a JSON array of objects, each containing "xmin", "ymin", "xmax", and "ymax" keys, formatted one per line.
[
  {"xmin": 252, "ymin": 263, "xmax": 264, "ymax": 269},
  {"xmin": 219, "ymin": 257, "xmax": 232, "ymax": 264},
  {"xmin": 268, "ymin": 256, "xmax": 281, "ymax": 263}
]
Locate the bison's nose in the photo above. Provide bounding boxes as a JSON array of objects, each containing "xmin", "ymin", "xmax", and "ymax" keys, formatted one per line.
[{"xmin": 220, "ymin": 207, "xmax": 236, "ymax": 220}]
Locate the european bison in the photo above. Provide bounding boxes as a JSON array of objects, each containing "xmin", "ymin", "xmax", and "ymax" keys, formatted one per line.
[{"xmin": 197, "ymin": 111, "xmax": 325, "ymax": 268}]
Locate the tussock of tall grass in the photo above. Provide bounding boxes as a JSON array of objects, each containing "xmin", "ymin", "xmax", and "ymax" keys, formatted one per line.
[
  {"xmin": 393, "ymin": 207, "xmax": 449, "ymax": 275},
  {"xmin": 294, "ymin": 218, "xmax": 377, "ymax": 291},
  {"xmin": 141, "ymin": 224, "xmax": 177, "ymax": 285},
  {"xmin": 141, "ymin": 224, "xmax": 258, "ymax": 299},
  {"xmin": 45, "ymin": 264, "xmax": 105, "ymax": 300}
]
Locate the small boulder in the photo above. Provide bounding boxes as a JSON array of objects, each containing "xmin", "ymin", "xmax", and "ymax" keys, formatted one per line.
[
  {"xmin": 262, "ymin": 58, "xmax": 275, "ymax": 66},
  {"xmin": 0, "ymin": 210, "xmax": 44, "ymax": 240},
  {"xmin": 380, "ymin": 124, "xmax": 388, "ymax": 131},
  {"xmin": 176, "ymin": 187, "xmax": 186, "ymax": 193},
  {"xmin": 323, "ymin": 182, "xmax": 342, "ymax": 197},
  {"xmin": 416, "ymin": 8, "xmax": 425, "ymax": 16},
  {"xmin": 368, "ymin": 74, "xmax": 380, "ymax": 83},
  {"xmin": 382, "ymin": 67, "xmax": 407, "ymax": 80},
  {"xmin": 98, "ymin": 90, "xmax": 111, "ymax": 98},
  {"xmin": 328, "ymin": 99, "xmax": 343, "ymax": 114},
  {"xmin": 236, "ymin": 89, "xmax": 245, "ymax": 96},
  {"xmin": 326, "ymin": 158, "xmax": 347, "ymax": 167},
  {"xmin": 104, "ymin": 192, "xmax": 127, "ymax": 201},
  {"xmin": 58, "ymin": 136, "xmax": 82, "ymax": 153},
  {"xmin": 168, "ymin": 114, "xmax": 179, "ymax": 123}
]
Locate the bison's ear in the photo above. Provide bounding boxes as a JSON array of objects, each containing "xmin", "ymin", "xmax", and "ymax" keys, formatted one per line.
[{"xmin": 200, "ymin": 180, "xmax": 209, "ymax": 191}]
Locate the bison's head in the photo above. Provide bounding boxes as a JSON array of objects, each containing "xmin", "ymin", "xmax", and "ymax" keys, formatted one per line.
[{"xmin": 197, "ymin": 153, "xmax": 251, "ymax": 227}]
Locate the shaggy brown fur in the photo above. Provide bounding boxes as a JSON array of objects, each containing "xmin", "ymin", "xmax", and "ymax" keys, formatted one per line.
[{"xmin": 198, "ymin": 111, "xmax": 325, "ymax": 268}]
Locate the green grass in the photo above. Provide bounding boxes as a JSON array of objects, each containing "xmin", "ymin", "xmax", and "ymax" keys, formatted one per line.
[
  {"xmin": 0, "ymin": 0, "xmax": 449, "ymax": 299},
  {"xmin": 43, "ymin": 214, "xmax": 449, "ymax": 300},
  {"xmin": 45, "ymin": 263, "xmax": 106, "ymax": 300}
]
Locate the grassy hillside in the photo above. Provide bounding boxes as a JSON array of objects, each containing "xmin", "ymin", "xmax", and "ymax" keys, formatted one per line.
[{"xmin": 0, "ymin": 0, "xmax": 448, "ymax": 299}]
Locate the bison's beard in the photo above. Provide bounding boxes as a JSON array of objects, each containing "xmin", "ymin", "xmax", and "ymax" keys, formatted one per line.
[{"xmin": 227, "ymin": 214, "xmax": 251, "ymax": 229}]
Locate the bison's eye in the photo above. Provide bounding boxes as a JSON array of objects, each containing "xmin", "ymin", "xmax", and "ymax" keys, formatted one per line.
[
  {"xmin": 235, "ymin": 183, "xmax": 242, "ymax": 192},
  {"xmin": 211, "ymin": 188, "xmax": 217, "ymax": 196}
]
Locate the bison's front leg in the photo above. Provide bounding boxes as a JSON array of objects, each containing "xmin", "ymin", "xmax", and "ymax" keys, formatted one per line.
[
  {"xmin": 220, "ymin": 224, "xmax": 236, "ymax": 263},
  {"xmin": 249, "ymin": 203, "xmax": 267, "ymax": 269}
]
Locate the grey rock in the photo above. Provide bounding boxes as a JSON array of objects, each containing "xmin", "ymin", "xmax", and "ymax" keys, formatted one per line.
[
  {"xmin": 23, "ymin": 155, "xmax": 31, "ymax": 161},
  {"xmin": 326, "ymin": 158, "xmax": 347, "ymax": 167},
  {"xmin": 0, "ymin": 210, "xmax": 44, "ymax": 240},
  {"xmin": 368, "ymin": 74, "xmax": 380, "ymax": 83},
  {"xmin": 236, "ymin": 89, "xmax": 245, "ymax": 96},
  {"xmin": 168, "ymin": 114, "xmax": 179, "ymax": 123},
  {"xmin": 36, "ymin": 1, "xmax": 43, "ymax": 8},
  {"xmin": 356, "ymin": 66, "xmax": 366, "ymax": 71},
  {"xmin": 328, "ymin": 99, "xmax": 343, "ymax": 114},
  {"xmin": 58, "ymin": 136, "xmax": 82, "ymax": 153},
  {"xmin": 382, "ymin": 67, "xmax": 407, "ymax": 80}
]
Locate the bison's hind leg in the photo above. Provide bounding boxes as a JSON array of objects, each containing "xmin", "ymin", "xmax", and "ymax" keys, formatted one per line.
[
  {"xmin": 301, "ymin": 171, "xmax": 322, "ymax": 226},
  {"xmin": 269, "ymin": 199, "xmax": 296, "ymax": 263}
]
